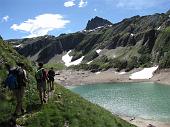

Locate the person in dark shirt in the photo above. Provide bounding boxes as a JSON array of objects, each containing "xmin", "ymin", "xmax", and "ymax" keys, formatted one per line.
[{"xmin": 47, "ymin": 67, "xmax": 55, "ymax": 91}]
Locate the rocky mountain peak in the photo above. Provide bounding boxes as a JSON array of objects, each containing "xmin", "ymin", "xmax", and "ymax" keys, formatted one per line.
[
  {"xmin": 85, "ymin": 16, "xmax": 113, "ymax": 30},
  {"xmin": 166, "ymin": 9, "xmax": 170, "ymax": 15}
]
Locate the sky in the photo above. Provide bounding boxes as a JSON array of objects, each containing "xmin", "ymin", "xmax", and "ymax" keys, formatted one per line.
[{"xmin": 0, "ymin": 0, "xmax": 170, "ymax": 40}]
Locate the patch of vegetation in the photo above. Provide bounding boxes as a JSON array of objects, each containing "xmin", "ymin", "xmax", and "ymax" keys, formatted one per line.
[
  {"xmin": 44, "ymin": 62, "xmax": 65, "ymax": 70},
  {"xmin": 159, "ymin": 51, "xmax": 170, "ymax": 68},
  {"xmin": 152, "ymin": 27, "xmax": 170, "ymax": 68},
  {"xmin": 71, "ymin": 51, "xmax": 83, "ymax": 62},
  {"xmin": 126, "ymin": 56, "xmax": 139, "ymax": 71},
  {"xmin": 138, "ymin": 54, "xmax": 152, "ymax": 67},
  {"xmin": 138, "ymin": 45, "xmax": 151, "ymax": 54},
  {"xmin": 82, "ymin": 50, "xmax": 99, "ymax": 63},
  {"xmin": 111, "ymin": 58, "xmax": 128, "ymax": 72}
]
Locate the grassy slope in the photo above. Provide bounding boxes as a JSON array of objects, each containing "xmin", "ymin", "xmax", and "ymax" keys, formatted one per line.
[
  {"xmin": 17, "ymin": 84, "xmax": 136, "ymax": 127},
  {"xmin": 152, "ymin": 27, "xmax": 170, "ymax": 68},
  {"xmin": 0, "ymin": 38, "xmax": 39, "ymax": 123},
  {"xmin": 0, "ymin": 38, "xmax": 136, "ymax": 127}
]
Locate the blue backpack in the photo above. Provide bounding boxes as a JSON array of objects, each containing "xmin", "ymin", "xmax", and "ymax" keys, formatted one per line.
[{"xmin": 5, "ymin": 72, "xmax": 18, "ymax": 90}]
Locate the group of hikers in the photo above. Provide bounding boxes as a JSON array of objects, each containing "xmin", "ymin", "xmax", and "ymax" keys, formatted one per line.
[{"xmin": 4, "ymin": 62, "xmax": 56, "ymax": 117}]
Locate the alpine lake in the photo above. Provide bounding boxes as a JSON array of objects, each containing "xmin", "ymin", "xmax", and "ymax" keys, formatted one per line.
[{"xmin": 67, "ymin": 82, "xmax": 170, "ymax": 122}]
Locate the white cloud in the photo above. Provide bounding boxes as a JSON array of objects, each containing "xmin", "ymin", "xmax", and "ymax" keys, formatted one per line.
[
  {"xmin": 79, "ymin": 0, "xmax": 87, "ymax": 8},
  {"xmin": 94, "ymin": 8, "xmax": 97, "ymax": 12},
  {"xmin": 64, "ymin": 0, "xmax": 76, "ymax": 7},
  {"xmin": 106, "ymin": 0, "xmax": 165, "ymax": 10},
  {"xmin": 11, "ymin": 13, "xmax": 70, "ymax": 38},
  {"xmin": 2, "ymin": 15, "xmax": 9, "ymax": 22}
]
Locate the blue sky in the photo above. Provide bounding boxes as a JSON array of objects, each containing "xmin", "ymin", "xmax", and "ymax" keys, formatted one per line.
[{"xmin": 0, "ymin": 0, "xmax": 170, "ymax": 39}]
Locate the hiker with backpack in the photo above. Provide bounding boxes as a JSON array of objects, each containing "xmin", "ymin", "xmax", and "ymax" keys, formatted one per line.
[
  {"xmin": 5, "ymin": 62, "xmax": 28, "ymax": 116},
  {"xmin": 35, "ymin": 63, "xmax": 48, "ymax": 104},
  {"xmin": 47, "ymin": 67, "xmax": 55, "ymax": 91}
]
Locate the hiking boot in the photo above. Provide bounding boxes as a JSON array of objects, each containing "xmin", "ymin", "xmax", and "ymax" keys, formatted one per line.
[
  {"xmin": 41, "ymin": 99, "xmax": 43, "ymax": 105},
  {"xmin": 43, "ymin": 99, "xmax": 47, "ymax": 103},
  {"xmin": 12, "ymin": 112, "xmax": 17, "ymax": 117},
  {"xmin": 21, "ymin": 108, "xmax": 25, "ymax": 115},
  {"xmin": 9, "ymin": 117, "xmax": 16, "ymax": 126}
]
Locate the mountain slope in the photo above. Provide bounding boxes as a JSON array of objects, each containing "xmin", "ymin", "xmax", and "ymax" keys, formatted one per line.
[{"xmin": 8, "ymin": 10, "xmax": 170, "ymax": 71}]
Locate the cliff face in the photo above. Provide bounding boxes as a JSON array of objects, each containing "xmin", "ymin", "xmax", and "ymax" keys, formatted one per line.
[{"xmin": 8, "ymin": 10, "xmax": 170, "ymax": 69}]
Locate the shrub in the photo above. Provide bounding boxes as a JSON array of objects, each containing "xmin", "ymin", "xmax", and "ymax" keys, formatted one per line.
[
  {"xmin": 83, "ymin": 51, "xmax": 99, "ymax": 62},
  {"xmin": 159, "ymin": 51, "xmax": 170, "ymax": 68},
  {"xmin": 126, "ymin": 56, "xmax": 139, "ymax": 71},
  {"xmin": 112, "ymin": 59, "xmax": 127, "ymax": 71},
  {"xmin": 138, "ymin": 54, "xmax": 151, "ymax": 67}
]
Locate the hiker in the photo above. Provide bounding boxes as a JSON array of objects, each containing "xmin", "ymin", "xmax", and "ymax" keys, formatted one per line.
[
  {"xmin": 5, "ymin": 63, "xmax": 28, "ymax": 116},
  {"xmin": 14, "ymin": 63, "xmax": 27, "ymax": 116},
  {"xmin": 35, "ymin": 63, "xmax": 48, "ymax": 104},
  {"xmin": 47, "ymin": 67, "xmax": 55, "ymax": 91}
]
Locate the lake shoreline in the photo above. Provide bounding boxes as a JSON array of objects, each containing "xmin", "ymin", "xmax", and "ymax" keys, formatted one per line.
[
  {"xmin": 54, "ymin": 68, "xmax": 170, "ymax": 127},
  {"xmin": 55, "ymin": 68, "xmax": 170, "ymax": 86},
  {"xmin": 121, "ymin": 116, "xmax": 170, "ymax": 127}
]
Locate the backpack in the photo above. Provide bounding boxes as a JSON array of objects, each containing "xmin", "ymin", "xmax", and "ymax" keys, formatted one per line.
[
  {"xmin": 5, "ymin": 68, "xmax": 26, "ymax": 90},
  {"xmin": 16, "ymin": 67, "xmax": 26, "ymax": 87},
  {"xmin": 5, "ymin": 71, "xmax": 18, "ymax": 90},
  {"xmin": 35, "ymin": 68, "xmax": 44, "ymax": 81}
]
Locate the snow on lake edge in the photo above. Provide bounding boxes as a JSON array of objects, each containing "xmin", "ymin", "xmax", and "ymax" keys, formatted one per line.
[{"xmin": 129, "ymin": 66, "xmax": 159, "ymax": 79}]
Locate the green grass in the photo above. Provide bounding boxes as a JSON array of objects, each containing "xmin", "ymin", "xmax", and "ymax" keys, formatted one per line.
[
  {"xmin": 17, "ymin": 84, "xmax": 136, "ymax": 127},
  {"xmin": 152, "ymin": 26, "xmax": 170, "ymax": 67},
  {"xmin": 44, "ymin": 62, "xmax": 65, "ymax": 70}
]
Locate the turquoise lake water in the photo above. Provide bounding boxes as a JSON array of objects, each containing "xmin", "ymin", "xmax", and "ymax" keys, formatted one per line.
[{"xmin": 68, "ymin": 82, "xmax": 170, "ymax": 122}]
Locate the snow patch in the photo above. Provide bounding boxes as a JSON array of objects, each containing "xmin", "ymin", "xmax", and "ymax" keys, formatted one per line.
[
  {"xmin": 95, "ymin": 72, "xmax": 101, "ymax": 75},
  {"xmin": 96, "ymin": 49, "xmax": 102, "ymax": 54},
  {"xmin": 157, "ymin": 26, "xmax": 161, "ymax": 30},
  {"xmin": 14, "ymin": 44, "xmax": 22, "ymax": 48},
  {"xmin": 62, "ymin": 50, "xmax": 84, "ymax": 67},
  {"xmin": 88, "ymin": 29, "xmax": 94, "ymax": 32},
  {"xmin": 130, "ymin": 33, "xmax": 134, "ymax": 37},
  {"xmin": 119, "ymin": 72, "xmax": 126, "ymax": 75},
  {"xmin": 83, "ymin": 25, "xmax": 112, "ymax": 33},
  {"xmin": 87, "ymin": 61, "xmax": 93, "ymax": 64},
  {"xmin": 129, "ymin": 66, "xmax": 158, "ymax": 79}
]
